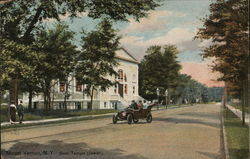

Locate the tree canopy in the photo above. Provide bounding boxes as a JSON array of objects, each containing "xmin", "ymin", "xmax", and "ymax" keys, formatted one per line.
[
  {"xmin": 196, "ymin": 0, "xmax": 248, "ymax": 124},
  {"xmin": 196, "ymin": 0, "xmax": 248, "ymax": 90},
  {"xmin": 0, "ymin": 0, "xmax": 160, "ymax": 109},
  {"xmin": 139, "ymin": 45, "xmax": 181, "ymax": 99},
  {"xmin": 75, "ymin": 18, "xmax": 120, "ymax": 110},
  {"xmin": 0, "ymin": 0, "xmax": 160, "ymax": 42}
]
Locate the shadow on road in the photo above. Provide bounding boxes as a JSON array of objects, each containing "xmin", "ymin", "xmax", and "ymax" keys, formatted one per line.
[
  {"xmin": 197, "ymin": 151, "xmax": 222, "ymax": 159},
  {"xmin": 154, "ymin": 117, "xmax": 220, "ymax": 128},
  {"xmin": 1, "ymin": 140, "xmax": 148, "ymax": 159},
  {"xmin": 179, "ymin": 112, "xmax": 219, "ymax": 119}
]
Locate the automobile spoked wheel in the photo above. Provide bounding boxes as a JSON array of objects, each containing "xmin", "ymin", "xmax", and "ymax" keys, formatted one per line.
[
  {"xmin": 146, "ymin": 114, "xmax": 152, "ymax": 123},
  {"xmin": 112, "ymin": 115, "xmax": 117, "ymax": 124},
  {"xmin": 127, "ymin": 114, "xmax": 133, "ymax": 124},
  {"xmin": 133, "ymin": 119, "xmax": 139, "ymax": 123}
]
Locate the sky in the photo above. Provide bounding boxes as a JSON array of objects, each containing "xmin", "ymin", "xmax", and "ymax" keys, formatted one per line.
[{"xmin": 45, "ymin": 0, "xmax": 224, "ymax": 87}]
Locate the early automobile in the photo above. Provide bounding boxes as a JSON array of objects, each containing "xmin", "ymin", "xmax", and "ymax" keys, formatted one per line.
[{"xmin": 112, "ymin": 104, "xmax": 155, "ymax": 124}]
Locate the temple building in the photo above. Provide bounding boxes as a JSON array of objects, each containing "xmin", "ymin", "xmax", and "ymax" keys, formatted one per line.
[{"xmin": 22, "ymin": 48, "xmax": 143, "ymax": 110}]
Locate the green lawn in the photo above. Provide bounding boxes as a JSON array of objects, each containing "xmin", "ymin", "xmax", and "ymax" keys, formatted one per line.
[
  {"xmin": 0, "ymin": 105, "xmax": 117, "ymax": 123},
  {"xmin": 224, "ymin": 107, "xmax": 249, "ymax": 159}
]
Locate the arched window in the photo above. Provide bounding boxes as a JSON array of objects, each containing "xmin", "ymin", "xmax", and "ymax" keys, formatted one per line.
[
  {"xmin": 118, "ymin": 69, "xmax": 123, "ymax": 81},
  {"xmin": 133, "ymin": 86, "xmax": 135, "ymax": 94},
  {"xmin": 114, "ymin": 84, "xmax": 117, "ymax": 93}
]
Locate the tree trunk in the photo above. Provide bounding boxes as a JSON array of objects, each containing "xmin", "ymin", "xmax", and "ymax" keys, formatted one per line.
[
  {"xmin": 44, "ymin": 81, "xmax": 51, "ymax": 113},
  {"xmin": 51, "ymin": 87, "xmax": 55, "ymax": 109},
  {"xmin": 44, "ymin": 91, "xmax": 48, "ymax": 113},
  {"xmin": 90, "ymin": 87, "xmax": 95, "ymax": 111},
  {"xmin": 28, "ymin": 90, "xmax": 33, "ymax": 111},
  {"xmin": 241, "ymin": 84, "xmax": 245, "ymax": 125},
  {"xmin": 64, "ymin": 82, "xmax": 70, "ymax": 112},
  {"xmin": 48, "ymin": 91, "xmax": 51, "ymax": 111}
]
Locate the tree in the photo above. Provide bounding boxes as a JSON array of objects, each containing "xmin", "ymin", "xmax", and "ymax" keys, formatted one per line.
[
  {"xmin": 1, "ymin": 0, "xmax": 159, "ymax": 42},
  {"xmin": 33, "ymin": 23, "xmax": 78, "ymax": 112},
  {"xmin": 196, "ymin": 0, "xmax": 248, "ymax": 124},
  {"xmin": 139, "ymin": 45, "xmax": 181, "ymax": 100},
  {"xmin": 0, "ymin": 0, "xmax": 160, "ymax": 107},
  {"xmin": 75, "ymin": 19, "xmax": 120, "ymax": 110},
  {"xmin": 0, "ymin": 39, "xmax": 44, "ymax": 106}
]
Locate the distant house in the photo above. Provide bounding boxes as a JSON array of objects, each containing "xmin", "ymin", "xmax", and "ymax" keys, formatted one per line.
[{"xmin": 22, "ymin": 48, "xmax": 143, "ymax": 110}]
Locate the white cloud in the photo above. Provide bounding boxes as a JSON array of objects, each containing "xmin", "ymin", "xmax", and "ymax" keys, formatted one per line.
[
  {"xmin": 120, "ymin": 10, "xmax": 172, "ymax": 34},
  {"xmin": 121, "ymin": 28, "xmax": 205, "ymax": 60},
  {"xmin": 120, "ymin": 10, "xmax": 187, "ymax": 34}
]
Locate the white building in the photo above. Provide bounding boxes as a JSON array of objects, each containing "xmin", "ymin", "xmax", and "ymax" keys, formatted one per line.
[{"xmin": 22, "ymin": 48, "xmax": 143, "ymax": 110}]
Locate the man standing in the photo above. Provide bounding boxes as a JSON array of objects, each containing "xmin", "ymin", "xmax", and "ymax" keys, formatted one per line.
[{"xmin": 17, "ymin": 100, "xmax": 24, "ymax": 124}]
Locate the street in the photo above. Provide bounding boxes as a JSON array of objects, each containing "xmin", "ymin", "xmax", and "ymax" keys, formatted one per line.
[{"xmin": 1, "ymin": 104, "xmax": 223, "ymax": 159}]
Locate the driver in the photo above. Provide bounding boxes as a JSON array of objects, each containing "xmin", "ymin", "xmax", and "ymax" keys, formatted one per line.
[{"xmin": 129, "ymin": 100, "xmax": 138, "ymax": 109}]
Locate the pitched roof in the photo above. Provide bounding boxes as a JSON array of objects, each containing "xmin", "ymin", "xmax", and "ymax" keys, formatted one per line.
[{"xmin": 115, "ymin": 48, "xmax": 139, "ymax": 64}]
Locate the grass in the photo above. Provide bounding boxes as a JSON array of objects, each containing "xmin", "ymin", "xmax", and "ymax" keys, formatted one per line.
[
  {"xmin": 0, "ymin": 105, "xmax": 118, "ymax": 123},
  {"xmin": 224, "ymin": 107, "xmax": 249, "ymax": 159}
]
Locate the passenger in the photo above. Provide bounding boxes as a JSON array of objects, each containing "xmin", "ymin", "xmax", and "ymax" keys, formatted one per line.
[
  {"xmin": 143, "ymin": 100, "xmax": 149, "ymax": 109},
  {"xmin": 137, "ymin": 101, "xmax": 143, "ymax": 110}
]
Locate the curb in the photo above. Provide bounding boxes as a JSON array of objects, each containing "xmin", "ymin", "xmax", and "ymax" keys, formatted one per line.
[
  {"xmin": 225, "ymin": 104, "xmax": 250, "ymax": 127},
  {"xmin": 221, "ymin": 105, "xmax": 230, "ymax": 159}
]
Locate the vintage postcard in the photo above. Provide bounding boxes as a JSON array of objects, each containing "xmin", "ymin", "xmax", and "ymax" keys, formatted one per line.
[{"xmin": 1, "ymin": 0, "xmax": 249, "ymax": 159}]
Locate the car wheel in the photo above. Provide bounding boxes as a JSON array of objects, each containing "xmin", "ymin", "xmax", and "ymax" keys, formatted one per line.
[
  {"xmin": 113, "ymin": 115, "xmax": 117, "ymax": 124},
  {"xmin": 127, "ymin": 114, "xmax": 133, "ymax": 124},
  {"xmin": 146, "ymin": 114, "xmax": 152, "ymax": 123}
]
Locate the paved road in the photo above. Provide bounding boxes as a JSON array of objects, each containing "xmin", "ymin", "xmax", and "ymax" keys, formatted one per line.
[{"xmin": 1, "ymin": 104, "xmax": 223, "ymax": 159}]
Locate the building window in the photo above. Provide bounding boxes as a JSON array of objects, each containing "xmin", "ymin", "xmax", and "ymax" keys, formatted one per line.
[
  {"xmin": 124, "ymin": 74, "xmax": 127, "ymax": 82},
  {"xmin": 124, "ymin": 84, "xmax": 128, "ymax": 94},
  {"xmin": 133, "ymin": 86, "xmax": 135, "ymax": 94},
  {"xmin": 60, "ymin": 81, "xmax": 66, "ymax": 92},
  {"xmin": 75, "ymin": 102, "xmax": 81, "ymax": 110},
  {"xmin": 76, "ymin": 80, "xmax": 83, "ymax": 92},
  {"xmin": 118, "ymin": 69, "xmax": 123, "ymax": 81},
  {"xmin": 104, "ymin": 102, "xmax": 107, "ymax": 108},
  {"xmin": 114, "ymin": 84, "xmax": 117, "ymax": 93}
]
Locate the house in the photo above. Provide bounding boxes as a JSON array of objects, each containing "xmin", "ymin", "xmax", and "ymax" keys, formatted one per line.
[{"xmin": 22, "ymin": 48, "xmax": 143, "ymax": 110}]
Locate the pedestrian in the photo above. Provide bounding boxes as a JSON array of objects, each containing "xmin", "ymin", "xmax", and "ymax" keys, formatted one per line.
[
  {"xmin": 9, "ymin": 102, "xmax": 17, "ymax": 124},
  {"xmin": 17, "ymin": 100, "xmax": 24, "ymax": 124}
]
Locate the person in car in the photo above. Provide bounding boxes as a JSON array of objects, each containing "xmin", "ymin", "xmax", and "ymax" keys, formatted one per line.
[
  {"xmin": 129, "ymin": 100, "xmax": 138, "ymax": 109},
  {"xmin": 143, "ymin": 100, "xmax": 149, "ymax": 109},
  {"xmin": 137, "ymin": 101, "xmax": 143, "ymax": 110}
]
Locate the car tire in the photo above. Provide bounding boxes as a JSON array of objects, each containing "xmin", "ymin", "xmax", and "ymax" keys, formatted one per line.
[
  {"xmin": 113, "ymin": 115, "xmax": 117, "ymax": 124},
  {"xmin": 146, "ymin": 114, "xmax": 152, "ymax": 123},
  {"xmin": 133, "ymin": 119, "xmax": 139, "ymax": 123},
  {"xmin": 127, "ymin": 114, "xmax": 133, "ymax": 124}
]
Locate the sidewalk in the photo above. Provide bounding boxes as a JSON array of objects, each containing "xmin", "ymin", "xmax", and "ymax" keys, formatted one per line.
[
  {"xmin": 225, "ymin": 104, "xmax": 250, "ymax": 126},
  {"xmin": 1, "ymin": 113, "xmax": 114, "ymax": 127}
]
